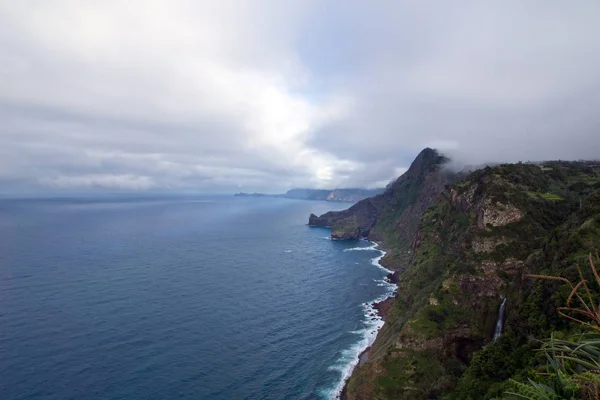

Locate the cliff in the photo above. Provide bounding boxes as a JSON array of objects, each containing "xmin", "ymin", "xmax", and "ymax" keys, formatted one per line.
[
  {"xmin": 309, "ymin": 148, "xmax": 459, "ymax": 268},
  {"xmin": 343, "ymin": 161, "xmax": 600, "ymax": 399}
]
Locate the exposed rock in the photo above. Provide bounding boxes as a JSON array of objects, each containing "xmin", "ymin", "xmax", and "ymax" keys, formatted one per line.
[
  {"xmin": 386, "ymin": 270, "xmax": 400, "ymax": 284},
  {"xmin": 457, "ymin": 274, "xmax": 503, "ymax": 298},
  {"xmin": 480, "ymin": 258, "xmax": 524, "ymax": 275},
  {"xmin": 395, "ymin": 333, "xmax": 444, "ymax": 352},
  {"xmin": 471, "ymin": 236, "xmax": 512, "ymax": 253},
  {"xmin": 373, "ymin": 298, "xmax": 395, "ymax": 319},
  {"xmin": 477, "ymin": 199, "xmax": 523, "ymax": 228},
  {"xmin": 358, "ymin": 347, "xmax": 371, "ymax": 366}
]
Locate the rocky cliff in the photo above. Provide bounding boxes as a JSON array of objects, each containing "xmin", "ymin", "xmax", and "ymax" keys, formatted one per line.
[
  {"xmin": 343, "ymin": 161, "xmax": 600, "ymax": 399},
  {"xmin": 309, "ymin": 148, "xmax": 459, "ymax": 268}
]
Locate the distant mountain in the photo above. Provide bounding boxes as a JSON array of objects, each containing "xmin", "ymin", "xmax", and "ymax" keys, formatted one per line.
[{"xmin": 234, "ymin": 187, "xmax": 384, "ymax": 203}]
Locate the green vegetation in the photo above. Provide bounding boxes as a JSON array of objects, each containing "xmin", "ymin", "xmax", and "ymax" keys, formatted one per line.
[
  {"xmin": 331, "ymin": 216, "xmax": 359, "ymax": 239},
  {"xmin": 528, "ymin": 192, "xmax": 564, "ymax": 201},
  {"xmin": 345, "ymin": 160, "xmax": 600, "ymax": 400},
  {"xmin": 505, "ymin": 252, "xmax": 600, "ymax": 400},
  {"xmin": 369, "ymin": 148, "xmax": 457, "ymax": 267}
]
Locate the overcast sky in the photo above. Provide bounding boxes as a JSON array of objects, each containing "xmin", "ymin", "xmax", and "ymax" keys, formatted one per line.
[{"xmin": 1, "ymin": 1, "xmax": 600, "ymax": 194}]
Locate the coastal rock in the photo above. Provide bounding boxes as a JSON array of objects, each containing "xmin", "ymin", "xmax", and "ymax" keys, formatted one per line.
[
  {"xmin": 308, "ymin": 213, "xmax": 329, "ymax": 227},
  {"xmin": 385, "ymin": 270, "xmax": 400, "ymax": 284},
  {"xmin": 373, "ymin": 298, "xmax": 394, "ymax": 319}
]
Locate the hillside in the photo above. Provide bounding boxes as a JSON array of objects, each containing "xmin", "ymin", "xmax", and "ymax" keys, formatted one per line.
[
  {"xmin": 310, "ymin": 151, "xmax": 600, "ymax": 399},
  {"xmin": 309, "ymin": 148, "xmax": 460, "ymax": 269}
]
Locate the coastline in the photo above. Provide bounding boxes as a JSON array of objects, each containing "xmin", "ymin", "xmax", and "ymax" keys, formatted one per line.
[{"xmin": 333, "ymin": 242, "xmax": 398, "ymax": 400}]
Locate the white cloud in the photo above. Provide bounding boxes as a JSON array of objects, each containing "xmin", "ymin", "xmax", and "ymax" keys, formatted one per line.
[
  {"xmin": 1, "ymin": 1, "xmax": 600, "ymax": 194},
  {"xmin": 0, "ymin": 0, "xmax": 355, "ymax": 192}
]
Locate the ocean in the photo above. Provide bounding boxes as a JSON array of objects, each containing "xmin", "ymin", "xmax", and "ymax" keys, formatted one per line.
[{"xmin": 0, "ymin": 196, "xmax": 395, "ymax": 400}]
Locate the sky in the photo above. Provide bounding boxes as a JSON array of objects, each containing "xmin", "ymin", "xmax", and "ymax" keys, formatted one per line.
[{"xmin": 1, "ymin": 1, "xmax": 600, "ymax": 194}]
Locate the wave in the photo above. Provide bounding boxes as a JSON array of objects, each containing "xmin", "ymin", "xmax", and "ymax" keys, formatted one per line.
[
  {"xmin": 321, "ymin": 242, "xmax": 398, "ymax": 400},
  {"xmin": 343, "ymin": 244, "xmax": 378, "ymax": 252}
]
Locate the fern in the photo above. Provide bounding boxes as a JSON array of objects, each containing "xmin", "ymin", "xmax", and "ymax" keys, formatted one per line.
[{"xmin": 504, "ymin": 379, "xmax": 562, "ymax": 400}]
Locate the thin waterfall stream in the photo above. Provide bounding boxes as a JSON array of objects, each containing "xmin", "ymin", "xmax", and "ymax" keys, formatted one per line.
[{"xmin": 492, "ymin": 297, "xmax": 507, "ymax": 341}]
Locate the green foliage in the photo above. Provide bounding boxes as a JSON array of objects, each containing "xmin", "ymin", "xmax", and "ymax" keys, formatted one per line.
[
  {"xmin": 505, "ymin": 379, "xmax": 562, "ymax": 400},
  {"xmin": 501, "ymin": 253, "xmax": 600, "ymax": 399},
  {"xmin": 448, "ymin": 331, "xmax": 536, "ymax": 400},
  {"xmin": 347, "ymin": 161, "xmax": 600, "ymax": 400},
  {"xmin": 408, "ymin": 303, "xmax": 472, "ymax": 339},
  {"xmin": 374, "ymin": 348, "xmax": 455, "ymax": 400},
  {"xmin": 528, "ymin": 192, "xmax": 564, "ymax": 201}
]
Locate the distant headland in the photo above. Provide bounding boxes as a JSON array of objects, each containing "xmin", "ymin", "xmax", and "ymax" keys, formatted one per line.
[{"xmin": 234, "ymin": 188, "xmax": 384, "ymax": 203}]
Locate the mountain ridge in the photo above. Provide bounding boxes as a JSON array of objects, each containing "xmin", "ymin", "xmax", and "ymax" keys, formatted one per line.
[{"xmin": 309, "ymin": 148, "xmax": 461, "ymax": 269}]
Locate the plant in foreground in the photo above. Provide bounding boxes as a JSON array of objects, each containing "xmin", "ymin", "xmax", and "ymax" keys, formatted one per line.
[{"xmin": 505, "ymin": 251, "xmax": 600, "ymax": 400}]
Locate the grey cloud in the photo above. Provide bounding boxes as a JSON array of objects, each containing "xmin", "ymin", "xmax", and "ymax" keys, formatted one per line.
[
  {"xmin": 307, "ymin": 1, "xmax": 600, "ymax": 175},
  {"xmin": 1, "ymin": 1, "xmax": 599, "ymax": 194}
]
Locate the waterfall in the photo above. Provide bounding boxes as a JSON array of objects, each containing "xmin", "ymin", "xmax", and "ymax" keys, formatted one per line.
[{"xmin": 492, "ymin": 297, "xmax": 507, "ymax": 341}]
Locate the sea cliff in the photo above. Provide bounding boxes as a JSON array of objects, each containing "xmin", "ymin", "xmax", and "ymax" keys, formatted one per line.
[{"xmin": 310, "ymin": 149, "xmax": 600, "ymax": 399}]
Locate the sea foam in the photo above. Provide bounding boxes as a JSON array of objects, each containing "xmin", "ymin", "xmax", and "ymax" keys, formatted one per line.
[
  {"xmin": 343, "ymin": 244, "xmax": 378, "ymax": 252},
  {"xmin": 321, "ymin": 242, "xmax": 397, "ymax": 400}
]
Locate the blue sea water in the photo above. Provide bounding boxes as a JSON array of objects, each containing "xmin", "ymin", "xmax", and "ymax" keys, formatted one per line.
[{"xmin": 0, "ymin": 196, "xmax": 395, "ymax": 400}]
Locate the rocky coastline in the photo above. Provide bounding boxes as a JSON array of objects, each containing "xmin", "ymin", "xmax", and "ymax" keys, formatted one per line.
[
  {"xmin": 338, "ymin": 295, "xmax": 396, "ymax": 400},
  {"xmin": 336, "ymin": 242, "xmax": 398, "ymax": 400}
]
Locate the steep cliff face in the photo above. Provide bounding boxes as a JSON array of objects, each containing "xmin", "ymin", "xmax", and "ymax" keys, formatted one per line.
[
  {"xmin": 309, "ymin": 148, "xmax": 458, "ymax": 268},
  {"xmin": 345, "ymin": 161, "xmax": 600, "ymax": 400}
]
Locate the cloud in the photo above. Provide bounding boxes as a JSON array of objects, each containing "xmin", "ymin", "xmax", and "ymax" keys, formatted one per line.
[
  {"xmin": 307, "ymin": 1, "xmax": 600, "ymax": 168},
  {"xmin": 1, "ymin": 1, "xmax": 599, "ymax": 193}
]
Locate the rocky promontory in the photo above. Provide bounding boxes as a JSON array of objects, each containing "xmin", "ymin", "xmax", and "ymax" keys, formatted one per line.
[{"xmin": 309, "ymin": 148, "xmax": 458, "ymax": 268}]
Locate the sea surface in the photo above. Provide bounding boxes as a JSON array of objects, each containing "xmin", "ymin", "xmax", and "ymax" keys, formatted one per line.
[{"xmin": 0, "ymin": 196, "xmax": 395, "ymax": 400}]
